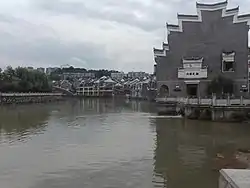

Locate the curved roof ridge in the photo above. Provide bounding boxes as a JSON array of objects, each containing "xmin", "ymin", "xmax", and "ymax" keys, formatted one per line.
[
  {"xmin": 153, "ymin": 48, "xmax": 164, "ymax": 52},
  {"xmin": 196, "ymin": 0, "xmax": 228, "ymax": 7},
  {"xmin": 166, "ymin": 23, "xmax": 179, "ymax": 28},
  {"xmin": 177, "ymin": 14, "xmax": 199, "ymax": 18},
  {"xmin": 183, "ymin": 56, "xmax": 203, "ymax": 60},
  {"xmin": 238, "ymin": 13, "xmax": 250, "ymax": 19},
  {"xmin": 226, "ymin": 6, "xmax": 239, "ymax": 12},
  {"xmin": 162, "ymin": 42, "xmax": 169, "ymax": 46}
]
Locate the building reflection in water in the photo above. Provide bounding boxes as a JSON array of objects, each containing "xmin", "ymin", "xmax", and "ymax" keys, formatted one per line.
[
  {"xmin": 153, "ymin": 118, "xmax": 250, "ymax": 188},
  {"xmin": 77, "ymin": 98, "xmax": 157, "ymax": 114}
]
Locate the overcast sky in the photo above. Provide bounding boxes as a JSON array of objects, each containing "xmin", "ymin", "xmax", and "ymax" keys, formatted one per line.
[{"xmin": 0, "ymin": 0, "xmax": 249, "ymax": 72}]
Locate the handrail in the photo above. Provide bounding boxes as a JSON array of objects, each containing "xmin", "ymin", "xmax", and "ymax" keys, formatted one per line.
[
  {"xmin": 0, "ymin": 93, "xmax": 63, "ymax": 97},
  {"xmin": 156, "ymin": 97, "xmax": 250, "ymax": 106}
]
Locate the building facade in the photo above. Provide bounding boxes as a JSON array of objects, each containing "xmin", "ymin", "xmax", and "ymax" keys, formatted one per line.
[
  {"xmin": 128, "ymin": 72, "xmax": 149, "ymax": 79},
  {"xmin": 27, "ymin": 67, "xmax": 34, "ymax": 71},
  {"xmin": 37, "ymin": 67, "xmax": 45, "ymax": 73},
  {"xmin": 46, "ymin": 67, "xmax": 59, "ymax": 75},
  {"xmin": 60, "ymin": 80, "xmax": 72, "ymax": 91},
  {"xmin": 111, "ymin": 72, "xmax": 125, "ymax": 80},
  {"xmin": 154, "ymin": 1, "xmax": 250, "ymax": 97},
  {"xmin": 62, "ymin": 72, "xmax": 95, "ymax": 80},
  {"xmin": 76, "ymin": 77, "xmax": 116, "ymax": 97},
  {"xmin": 248, "ymin": 48, "xmax": 250, "ymax": 87}
]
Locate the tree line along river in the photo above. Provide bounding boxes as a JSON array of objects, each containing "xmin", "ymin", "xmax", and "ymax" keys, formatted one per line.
[{"xmin": 0, "ymin": 98, "xmax": 250, "ymax": 188}]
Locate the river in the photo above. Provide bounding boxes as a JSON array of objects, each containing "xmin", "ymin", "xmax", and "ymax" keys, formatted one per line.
[{"xmin": 0, "ymin": 98, "xmax": 250, "ymax": 188}]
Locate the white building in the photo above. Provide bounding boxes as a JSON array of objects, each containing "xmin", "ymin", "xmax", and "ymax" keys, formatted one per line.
[{"xmin": 76, "ymin": 77, "xmax": 116, "ymax": 97}]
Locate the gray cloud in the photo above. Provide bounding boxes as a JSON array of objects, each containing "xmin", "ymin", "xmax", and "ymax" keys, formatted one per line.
[
  {"xmin": 31, "ymin": 0, "xmax": 175, "ymax": 32},
  {"xmin": 0, "ymin": 14, "xmax": 111, "ymax": 69},
  {"xmin": 0, "ymin": 0, "xmax": 249, "ymax": 72},
  {"xmin": 34, "ymin": 0, "xmax": 87, "ymax": 15},
  {"xmin": 0, "ymin": 34, "xmax": 111, "ymax": 69}
]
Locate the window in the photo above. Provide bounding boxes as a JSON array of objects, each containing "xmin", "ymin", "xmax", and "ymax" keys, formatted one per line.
[
  {"xmin": 223, "ymin": 61, "xmax": 234, "ymax": 72},
  {"xmin": 186, "ymin": 72, "xmax": 199, "ymax": 76},
  {"xmin": 222, "ymin": 52, "xmax": 235, "ymax": 72}
]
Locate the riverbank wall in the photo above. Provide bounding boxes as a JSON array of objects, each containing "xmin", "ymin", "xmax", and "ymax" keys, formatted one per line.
[
  {"xmin": 156, "ymin": 97, "xmax": 250, "ymax": 122},
  {"xmin": 0, "ymin": 93, "xmax": 64, "ymax": 105},
  {"xmin": 183, "ymin": 106, "xmax": 250, "ymax": 122}
]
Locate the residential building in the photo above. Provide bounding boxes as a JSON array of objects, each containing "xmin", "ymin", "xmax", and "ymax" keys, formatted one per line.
[
  {"xmin": 46, "ymin": 67, "xmax": 59, "ymax": 75},
  {"xmin": 27, "ymin": 67, "xmax": 34, "ymax": 71},
  {"xmin": 154, "ymin": 1, "xmax": 250, "ymax": 97},
  {"xmin": 76, "ymin": 77, "xmax": 116, "ymax": 97},
  {"xmin": 60, "ymin": 80, "xmax": 72, "ymax": 91},
  {"xmin": 111, "ymin": 72, "xmax": 125, "ymax": 80},
  {"xmin": 128, "ymin": 77, "xmax": 157, "ymax": 100},
  {"xmin": 62, "ymin": 72, "xmax": 95, "ymax": 80},
  {"xmin": 37, "ymin": 67, "xmax": 45, "ymax": 73},
  {"xmin": 248, "ymin": 48, "xmax": 250, "ymax": 88},
  {"xmin": 128, "ymin": 72, "xmax": 149, "ymax": 79},
  {"xmin": 153, "ymin": 64, "xmax": 157, "ymax": 76}
]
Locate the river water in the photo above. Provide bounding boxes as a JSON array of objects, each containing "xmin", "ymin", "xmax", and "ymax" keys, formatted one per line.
[{"xmin": 1, "ymin": 98, "xmax": 250, "ymax": 188}]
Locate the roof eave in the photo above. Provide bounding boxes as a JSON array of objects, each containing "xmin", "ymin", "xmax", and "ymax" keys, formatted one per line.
[{"xmin": 196, "ymin": 0, "xmax": 228, "ymax": 8}]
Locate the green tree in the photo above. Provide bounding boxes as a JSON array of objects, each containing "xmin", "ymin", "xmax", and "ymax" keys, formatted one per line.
[
  {"xmin": 49, "ymin": 73, "xmax": 61, "ymax": 81},
  {"xmin": 3, "ymin": 66, "xmax": 15, "ymax": 82},
  {"xmin": 0, "ymin": 66, "xmax": 51, "ymax": 92},
  {"xmin": 0, "ymin": 68, "xmax": 2, "ymax": 80}
]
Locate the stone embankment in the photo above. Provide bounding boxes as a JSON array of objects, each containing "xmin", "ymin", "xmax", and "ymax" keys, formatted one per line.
[
  {"xmin": 156, "ymin": 97, "xmax": 250, "ymax": 122},
  {"xmin": 0, "ymin": 93, "xmax": 64, "ymax": 104},
  {"xmin": 184, "ymin": 107, "xmax": 250, "ymax": 122}
]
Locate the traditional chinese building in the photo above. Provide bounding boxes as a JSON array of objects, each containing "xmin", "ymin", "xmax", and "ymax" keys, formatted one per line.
[{"xmin": 154, "ymin": 1, "xmax": 250, "ymax": 97}]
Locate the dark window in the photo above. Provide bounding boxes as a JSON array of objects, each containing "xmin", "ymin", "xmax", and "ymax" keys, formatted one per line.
[
  {"xmin": 223, "ymin": 61, "xmax": 234, "ymax": 72},
  {"xmin": 187, "ymin": 84, "xmax": 198, "ymax": 97},
  {"xmin": 196, "ymin": 72, "xmax": 199, "ymax": 75}
]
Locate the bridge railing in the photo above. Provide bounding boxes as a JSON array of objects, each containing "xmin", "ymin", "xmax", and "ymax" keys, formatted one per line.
[
  {"xmin": 0, "ymin": 93, "xmax": 63, "ymax": 97},
  {"xmin": 156, "ymin": 97, "xmax": 250, "ymax": 106}
]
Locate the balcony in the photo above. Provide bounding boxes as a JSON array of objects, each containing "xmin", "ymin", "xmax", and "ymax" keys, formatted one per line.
[{"xmin": 178, "ymin": 67, "xmax": 208, "ymax": 79}]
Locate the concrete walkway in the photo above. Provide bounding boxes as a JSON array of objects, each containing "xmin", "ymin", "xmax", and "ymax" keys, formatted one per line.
[{"xmin": 220, "ymin": 169, "xmax": 250, "ymax": 188}]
